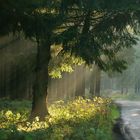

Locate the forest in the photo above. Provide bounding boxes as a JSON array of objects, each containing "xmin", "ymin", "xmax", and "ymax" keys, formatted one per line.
[{"xmin": 0, "ymin": 0, "xmax": 140, "ymax": 140}]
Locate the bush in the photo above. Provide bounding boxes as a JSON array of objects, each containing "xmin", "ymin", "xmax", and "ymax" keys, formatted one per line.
[{"xmin": 0, "ymin": 97, "xmax": 119, "ymax": 140}]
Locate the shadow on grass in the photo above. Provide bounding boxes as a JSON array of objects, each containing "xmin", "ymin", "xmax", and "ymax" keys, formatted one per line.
[{"xmin": 0, "ymin": 114, "xmax": 115, "ymax": 140}]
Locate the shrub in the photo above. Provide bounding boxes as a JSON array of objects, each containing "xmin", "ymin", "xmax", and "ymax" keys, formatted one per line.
[{"xmin": 0, "ymin": 97, "xmax": 119, "ymax": 140}]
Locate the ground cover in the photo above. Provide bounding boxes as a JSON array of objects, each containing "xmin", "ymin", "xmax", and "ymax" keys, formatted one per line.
[{"xmin": 0, "ymin": 97, "xmax": 119, "ymax": 140}]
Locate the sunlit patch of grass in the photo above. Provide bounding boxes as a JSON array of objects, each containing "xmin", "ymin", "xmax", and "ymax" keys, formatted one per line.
[{"xmin": 0, "ymin": 97, "xmax": 119, "ymax": 140}]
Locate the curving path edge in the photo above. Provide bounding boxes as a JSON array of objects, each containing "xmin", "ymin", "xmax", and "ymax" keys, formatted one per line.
[{"xmin": 115, "ymin": 100, "xmax": 140, "ymax": 140}]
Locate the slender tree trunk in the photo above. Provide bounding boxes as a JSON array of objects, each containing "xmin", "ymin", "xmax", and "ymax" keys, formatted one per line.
[
  {"xmin": 138, "ymin": 79, "xmax": 140, "ymax": 94},
  {"xmin": 67, "ymin": 73, "xmax": 71, "ymax": 99},
  {"xmin": 75, "ymin": 65, "xmax": 85, "ymax": 97},
  {"xmin": 73, "ymin": 67, "xmax": 77, "ymax": 98},
  {"xmin": 30, "ymin": 39, "xmax": 51, "ymax": 120},
  {"xmin": 63, "ymin": 73, "xmax": 68, "ymax": 100},
  {"xmin": 81, "ymin": 66, "xmax": 85, "ymax": 97},
  {"xmin": 53, "ymin": 79, "xmax": 58, "ymax": 100},
  {"xmin": 10, "ymin": 63, "xmax": 18, "ymax": 99},
  {"xmin": 135, "ymin": 80, "xmax": 139, "ymax": 94},
  {"xmin": 125, "ymin": 88, "xmax": 128, "ymax": 94},
  {"xmin": 95, "ymin": 66, "xmax": 101, "ymax": 97},
  {"xmin": 121, "ymin": 87, "xmax": 124, "ymax": 94},
  {"xmin": 89, "ymin": 65, "xmax": 101, "ymax": 97},
  {"xmin": 58, "ymin": 73, "xmax": 63, "ymax": 100},
  {"xmin": 75, "ymin": 66, "xmax": 80, "ymax": 97},
  {"xmin": 89, "ymin": 66, "xmax": 96, "ymax": 96},
  {"xmin": 135, "ymin": 84, "xmax": 137, "ymax": 94},
  {"xmin": 70, "ymin": 71, "xmax": 75, "ymax": 99},
  {"xmin": 65, "ymin": 72, "xmax": 73, "ymax": 99}
]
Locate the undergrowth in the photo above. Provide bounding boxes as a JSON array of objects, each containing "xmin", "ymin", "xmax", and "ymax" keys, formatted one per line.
[{"xmin": 0, "ymin": 97, "xmax": 119, "ymax": 140}]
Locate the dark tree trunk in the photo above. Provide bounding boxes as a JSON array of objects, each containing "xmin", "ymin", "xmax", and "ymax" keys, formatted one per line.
[
  {"xmin": 70, "ymin": 71, "xmax": 75, "ymax": 99},
  {"xmin": 75, "ymin": 66, "xmax": 80, "ymax": 97},
  {"xmin": 125, "ymin": 88, "xmax": 128, "ymax": 94},
  {"xmin": 58, "ymin": 74, "xmax": 63, "ymax": 100},
  {"xmin": 81, "ymin": 66, "xmax": 85, "ymax": 97},
  {"xmin": 75, "ymin": 65, "xmax": 85, "ymax": 97},
  {"xmin": 67, "ymin": 72, "xmax": 74, "ymax": 99},
  {"xmin": 138, "ymin": 79, "xmax": 140, "ymax": 94},
  {"xmin": 89, "ymin": 66, "xmax": 96, "ymax": 96},
  {"xmin": 53, "ymin": 79, "xmax": 58, "ymax": 100},
  {"xmin": 63, "ymin": 73, "xmax": 68, "ymax": 100},
  {"xmin": 121, "ymin": 87, "xmax": 124, "ymax": 94},
  {"xmin": 135, "ymin": 80, "xmax": 138, "ymax": 94},
  {"xmin": 67, "ymin": 73, "xmax": 70, "ymax": 99},
  {"xmin": 30, "ymin": 39, "xmax": 51, "ymax": 120},
  {"xmin": 95, "ymin": 66, "xmax": 101, "ymax": 97},
  {"xmin": 90, "ymin": 65, "xmax": 101, "ymax": 97},
  {"xmin": 10, "ymin": 63, "xmax": 18, "ymax": 100}
]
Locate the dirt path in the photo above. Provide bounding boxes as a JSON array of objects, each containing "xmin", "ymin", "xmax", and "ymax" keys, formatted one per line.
[{"xmin": 115, "ymin": 100, "xmax": 140, "ymax": 140}]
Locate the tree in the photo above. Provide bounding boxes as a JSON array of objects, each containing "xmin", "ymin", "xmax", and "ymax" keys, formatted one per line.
[
  {"xmin": 58, "ymin": 1, "xmax": 140, "ymax": 97},
  {"xmin": 0, "ymin": 0, "xmax": 140, "ymax": 120},
  {"xmin": 132, "ymin": 41, "xmax": 140, "ymax": 94},
  {"xmin": 105, "ymin": 47, "xmax": 136, "ymax": 94},
  {"xmin": 0, "ymin": 0, "xmax": 65, "ymax": 120},
  {"xmin": 89, "ymin": 65, "xmax": 101, "ymax": 97},
  {"xmin": 75, "ymin": 65, "xmax": 86, "ymax": 97}
]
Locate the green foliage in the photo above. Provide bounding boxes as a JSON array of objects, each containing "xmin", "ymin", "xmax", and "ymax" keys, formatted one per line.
[
  {"xmin": 0, "ymin": 0, "xmax": 140, "ymax": 72},
  {"xmin": 59, "ymin": 2, "xmax": 140, "ymax": 71},
  {"xmin": 49, "ymin": 53, "xmax": 84, "ymax": 78},
  {"xmin": 0, "ymin": 98, "xmax": 119, "ymax": 140},
  {"xmin": 0, "ymin": 99, "xmax": 31, "ymax": 113}
]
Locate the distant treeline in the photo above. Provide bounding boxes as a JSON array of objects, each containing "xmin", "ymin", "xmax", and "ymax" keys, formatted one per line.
[
  {"xmin": 0, "ymin": 35, "xmax": 101, "ymax": 102},
  {"xmin": 1, "ymin": 35, "xmax": 139, "ymax": 102}
]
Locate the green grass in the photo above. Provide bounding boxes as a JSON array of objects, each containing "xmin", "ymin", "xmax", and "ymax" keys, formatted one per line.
[
  {"xmin": 110, "ymin": 93, "xmax": 140, "ymax": 101},
  {"xmin": 0, "ymin": 97, "xmax": 119, "ymax": 140}
]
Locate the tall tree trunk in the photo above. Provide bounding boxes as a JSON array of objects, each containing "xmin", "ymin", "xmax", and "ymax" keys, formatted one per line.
[
  {"xmin": 75, "ymin": 66, "xmax": 80, "ymax": 97},
  {"xmin": 63, "ymin": 73, "xmax": 68, "ymax": 100},
  {"xmin": 81, "ymin": 66, "xmax": 85, "ymax": 97},
  {"xmin": 125, "ymin": 88, "xmax": 128, "ymax": 95},
  {"xmin": 70, "ymin": 71, "xmax": 75, "ymax": 99},
  {"xmin": 95, "ymin": 66, "xmax": 101, "ymax": 97},
  {"xmin": 90, "ymin": 65, "xmax": 101, "ymax": 97},
  {"xmin": 121, "ymin": 87, "xmax": 124, "ymax": 94},
  {"xmin": 75, "ymin": 65, "xmax": 85, "ymax": 97},
  {"xmin": 137, "ymin": 79, "xmax": 140, "ymax": 94},
  {"xmin": 89, "ymin": 66, "xmax": 96, "ymax": 96},
  {"xmin": 30, "ymin": 39, "xmax": 51, "ymax": 120},
  {"xmin": 10, "ymin": 63, "xmax": 18, "ymax": 99}
]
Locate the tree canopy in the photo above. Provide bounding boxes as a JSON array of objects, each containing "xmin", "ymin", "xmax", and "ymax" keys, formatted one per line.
[{"xmin": 0, "ymin": 0, "xmax": 140, "ymax": 119}]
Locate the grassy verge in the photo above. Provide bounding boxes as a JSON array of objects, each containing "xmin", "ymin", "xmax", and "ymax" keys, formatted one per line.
[
  {"xmin": 110, "ymin": 93, "xmax": 140, "ymax": 101},
  {"xmin": 0, "ymin": 97, "xmax": 119, "ymax": 140}
]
